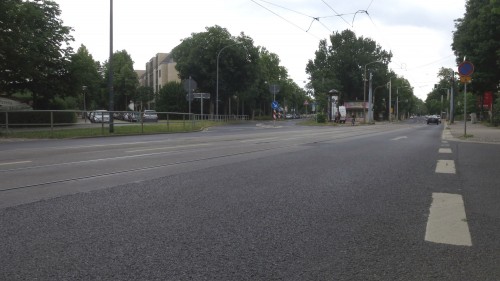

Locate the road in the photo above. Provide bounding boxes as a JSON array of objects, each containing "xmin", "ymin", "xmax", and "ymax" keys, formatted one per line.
[{"xmin": 1, "ymin": 120, "xmax": 499, "ymax": 280}]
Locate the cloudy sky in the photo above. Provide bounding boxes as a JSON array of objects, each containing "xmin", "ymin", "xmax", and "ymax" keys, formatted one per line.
[{"xmin": 55, "ymin": 0, "xmax": 466, "ymax": 100}]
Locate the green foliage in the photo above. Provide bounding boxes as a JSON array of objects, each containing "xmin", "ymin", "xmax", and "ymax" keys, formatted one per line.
[
  {"xmin": 171, "ymin": 25, "xmax": 307, "ymax": 117},
  {"xmin": 134, "ymin": 86, "xmax": 155, "ymax": 111},
  {"xmin": 103, "ymin": 50, "xmax": 138, "ymax": 111},
  {"xmin": 492, "ymin": 93, "xmax": 500, "ymax": 126},
  {"xmin": 69, "ymin": 45, "xmax": 104, "ymax": 109},
  {"xmin": 452, "ymin": 0, "xmax": 500, "ymax": 94},
  {"xmin": 156, "ymin": 82, "xmax": 188, "ymax": 113},
  {"xmin": 0, "ymin": 0, "xmax": 74, "ymax": 109},
  {"xmin": 0, "ymin": 111, "xmax": 76, "ymax": 125},
  {"xmin": 306, "ymin": 30, "xmax": 392, "ymax": 104},
  {"xmin": 316, "ymin": 112, "xmax": 327, "ymax": 123}
]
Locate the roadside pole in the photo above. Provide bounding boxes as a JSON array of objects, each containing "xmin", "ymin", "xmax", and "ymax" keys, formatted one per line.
[{"xmin": 458, "ymin": 60, "xmax": 474, "ymax": 137}]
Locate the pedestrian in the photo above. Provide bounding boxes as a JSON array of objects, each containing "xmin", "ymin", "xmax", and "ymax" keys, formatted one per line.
[{"xmin": 351, "ymin": 114, "xmax": 355, "ymax": 126}]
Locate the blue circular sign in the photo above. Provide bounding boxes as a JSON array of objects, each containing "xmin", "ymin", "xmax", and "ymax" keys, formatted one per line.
[
  {"xmin": 458, "ymin": 61, "xmax": 474, "ymax": 76},
  {"xmin": 271, "ymin": 101, "xmax": 279, "ymax": 109}
]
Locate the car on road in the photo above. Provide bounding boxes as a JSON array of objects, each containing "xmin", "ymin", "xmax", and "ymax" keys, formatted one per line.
[
  {"xmin": 143, "ymin": 110, "xmax": 158, "ymax": 122},
  {"xmin": 427, "ymin": 115, "xmax": 440, "ymax": 125}
]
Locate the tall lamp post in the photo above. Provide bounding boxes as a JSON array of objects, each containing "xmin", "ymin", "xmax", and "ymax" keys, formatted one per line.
[
  {"xmin": 82, "ymin": 86, "xmax": 87, "ymax": 123},
  {"xmin": 216, "ymin": 42, "xmax": 243, "ymax": 119},
  {"xmin": 363, "ymin": 60, "xmax": 383, "ymax": 121},
  {"xmin": 108, "ymin": 0, "xmax": 114, "ymax": 132}
]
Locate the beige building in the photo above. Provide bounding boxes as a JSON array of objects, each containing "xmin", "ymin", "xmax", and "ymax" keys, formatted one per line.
[{"xmin": 136, "ymin": 53, "xmax": 180, "ymax": 93}]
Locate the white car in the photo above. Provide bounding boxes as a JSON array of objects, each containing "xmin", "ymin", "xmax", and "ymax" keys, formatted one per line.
[{"xmin": 89, "ymin": 110, "xmax": 110, "ymax": 123}]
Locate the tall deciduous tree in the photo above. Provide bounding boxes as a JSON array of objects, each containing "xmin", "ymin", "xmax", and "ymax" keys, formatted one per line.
[
  {"xmin": 171, "ymin": 26, "xmax": 259, "ymax": 115},
  {"xmin": 306, "ymin": 30, "xmax": 392, "ymax": 112},
  {"xmin": 156, "ymin": 81, "xmax": 187, "ymax": 113},
  {"xmin": 452, "ymin": 0, "xmax": 500, "ymax": 94},
  {"xmin": 0, "ymin": 0, "xmax": 74, "ymax": 109},
  {"xmin": 68, "ymin": 45, "xmax": 103, "ymax": 110},
  {"xmin": 103, "ymin": 50, "xmax": 138, "ymax": 111}
]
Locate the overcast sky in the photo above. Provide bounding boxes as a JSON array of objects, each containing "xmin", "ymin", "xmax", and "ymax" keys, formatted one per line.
[{"xmin": 55, "ymin": 0, "xmax": 466, "ymax": 100}]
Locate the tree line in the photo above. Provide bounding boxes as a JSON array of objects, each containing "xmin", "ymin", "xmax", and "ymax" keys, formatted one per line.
[{"xmin": 3, "ymin": 0, "xmax": 495, "ymax": 122}]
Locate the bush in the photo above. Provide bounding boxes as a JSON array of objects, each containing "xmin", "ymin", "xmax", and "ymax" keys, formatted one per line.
[
  {"xmin": 0, "ymin": 111, "xmax": 77, "ymax": 126},
  {"xmin": 316, "ymin": 112, "xmax": 327, "ymax": 123},
  {"xmin": 492, "ymin": 97, "xmax": 500, "ymax": 126}
]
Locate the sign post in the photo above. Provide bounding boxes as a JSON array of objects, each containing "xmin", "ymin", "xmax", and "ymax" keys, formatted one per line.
[
  {"xmin": 458, "ymin": 61, "xmax": 474, "ymax": 136},
  {"xmin": 271, "ymin": 101, "xmax": 279, "ymax": 127}
]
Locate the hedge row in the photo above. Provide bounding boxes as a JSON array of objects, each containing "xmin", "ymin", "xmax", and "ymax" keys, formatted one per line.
[{"xmin": 0, "ymin": 111, "xmax": 77, "ymax": 125}]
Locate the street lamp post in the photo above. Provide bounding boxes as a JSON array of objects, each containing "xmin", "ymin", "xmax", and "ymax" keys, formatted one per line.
[
  {"xmin": 82, "ymin": 86, "xmax": 87, "ymax": 123},
  {"xmin": 108, "ymin": 0, "xmax": 114, "ymax": 133},
  {"xmin": 216, "ymin": 42, "xmax": 243, "ymax": 119},
  {"xmin": 364, "ymin": 60, "xmax": 383, "ymax": 121}
]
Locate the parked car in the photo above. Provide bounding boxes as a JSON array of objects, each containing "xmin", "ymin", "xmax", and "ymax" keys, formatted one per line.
[
  {"xmin": 143, "ymin": 110, "xmax": 158, "ymax": 122},
  {"xmin": 125, "ymin": 112, "xmax": 140, "ymax": 122},
  {"xmin": 89, "ymin": 110, "xmax": 110, "ymax": 123},
  {"xmin": 427, "ymin": 115, "xmax": 440, "ymax": 125}
]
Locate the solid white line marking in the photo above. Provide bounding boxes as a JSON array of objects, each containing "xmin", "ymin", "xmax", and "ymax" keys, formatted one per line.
[
  {"xmin": 425, "ymin": 193, "xmax": 472, "ymax": 246},
  {"xmin": 0, "ymin": 160, "xmax": 32, "ymax": 166},
  {"xmin": 391, "ymin": 136, "xmax": 407, "ymax": 141},
  {"xmin": 439, "ymin": 148, "xmax": 452, "ymax": 153},
  {"xmin": 435, "ymin": 160, "xmax": 456, "ymax": 174},
  {"xmin": 126, "ymin": 143, "xmax": 210, "ymax": 153}
]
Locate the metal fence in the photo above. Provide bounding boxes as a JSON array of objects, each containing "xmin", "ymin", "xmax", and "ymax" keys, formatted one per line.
[{"xmin": 0, "ymin": 110, "xmax": 249, "ymax": 136}]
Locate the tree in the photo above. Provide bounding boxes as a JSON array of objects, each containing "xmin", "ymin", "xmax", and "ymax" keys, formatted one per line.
[
  {"xmin": 306, "ymin": 29, "xmax": 392, "ymax": 110},
  {"xmin": 452, "ymin": 0, "xmax": 500, "ymax": 94},
  {"xmin": 156, "ymin": 82, "xmax": 187, "ymax": 113},
  {"xmin": 0, "ymin": 0, "xmax": 74, "ymax": 109},
  {"xmin": 103, "ymin": 50, "xmax": 139, "ymax": 111},
  {"xmin": 68, "ymin": 45, "xmax": 103, "ymax": 110},
  {"xmin": 171, "ymin": 26, "xmax": 259, "ymax": 115},
  {"xmin": 136, "ymin": 86, "xmax": 155, "ymax": 111}
]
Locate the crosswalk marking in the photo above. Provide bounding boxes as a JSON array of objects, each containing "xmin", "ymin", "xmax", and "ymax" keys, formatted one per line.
[{"xmin": 425, "ymin": 193, "xmax": 472, "ymax": 246}]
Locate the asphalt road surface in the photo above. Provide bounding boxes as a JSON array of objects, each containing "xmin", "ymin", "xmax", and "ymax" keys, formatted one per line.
[{"xmin": 1, "ymin": 120, "xmax": 499, "ymax": 280}]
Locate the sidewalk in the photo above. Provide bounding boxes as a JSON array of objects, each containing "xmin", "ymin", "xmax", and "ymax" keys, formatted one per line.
[{"xmin": 443, "ymin": 120, "xmax": 500, "ymax": 144}]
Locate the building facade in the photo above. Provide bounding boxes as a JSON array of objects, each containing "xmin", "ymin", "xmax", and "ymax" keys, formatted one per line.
[{"xmin": 136, "ymin": 53, "xmax": 180, "ymax": 92}]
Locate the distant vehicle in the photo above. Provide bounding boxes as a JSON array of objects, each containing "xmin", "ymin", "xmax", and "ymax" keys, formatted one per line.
[
  {"xmin": 427, "ymin": 115, "xmax": 440, "ymax": 125},
  {"xmin": 285, "ymin": 113, "xmax": 293, "ymax": 119},
  {"xmin": 89, "ymin": 110, "xmax": 110, "ymax": 123},
  {"xmin": 143, "ymin": 110, "xmax": 158, "ymax": 122}
]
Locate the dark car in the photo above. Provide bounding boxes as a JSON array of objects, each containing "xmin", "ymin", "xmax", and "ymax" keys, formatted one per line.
[{"xmin": 427, "ymin": 115, "xmax": 440, "ymax": 125}]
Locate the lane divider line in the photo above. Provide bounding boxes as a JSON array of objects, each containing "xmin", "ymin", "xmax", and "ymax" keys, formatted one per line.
[
  {"xmin": 439, "ymin": 148, "xmax": 452, "ymax": 153},
  {"xmin": 0, "ymin": 161, "xmax": 32, "ymax": 166},
  {"xmin": 435, "ymin": 160, "xmax": 456, "ymax": 174},
  {"xmin": 425, "ymin": 192, "xmax": 472, "ymax": 246}
]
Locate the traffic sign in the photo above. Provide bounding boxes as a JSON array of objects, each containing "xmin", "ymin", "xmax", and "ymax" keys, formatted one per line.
[
  {"xmin": 271, "ymin": 101, "xmax": 279, "ymax": 109},
  {"xmin": 458, "ymin": 61, "xmax": 474, "ymax": 76},
  {"xmin": 460, "ymin": 76, "xmax": 472, "ymax": 83},
  {"xmin": 182, "ymin": 78, "xmax": 197, "ymax": 92}
]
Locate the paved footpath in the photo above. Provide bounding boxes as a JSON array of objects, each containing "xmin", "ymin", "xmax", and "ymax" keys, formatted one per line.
[{"xmin": 443, "ymin": 120, "xmax": 500, "ymax": 144}]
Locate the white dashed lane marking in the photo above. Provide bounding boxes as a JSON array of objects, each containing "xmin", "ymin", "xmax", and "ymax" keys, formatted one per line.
[
  {"xmin": 435, "ymin": 160, "xmax": 456, "ymax": 174},
  {"xmin": 439, "ymin": 148, "xmax": 452, "ymax": 153},
  {"xmin": 425, "ymin": 193, "xmax": 472, "ymax": 246}
]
